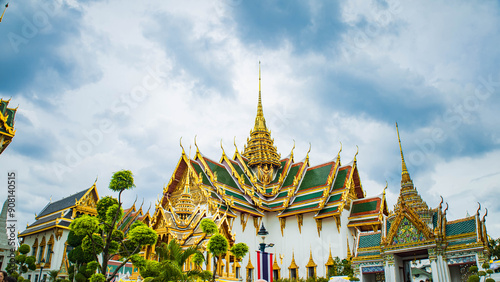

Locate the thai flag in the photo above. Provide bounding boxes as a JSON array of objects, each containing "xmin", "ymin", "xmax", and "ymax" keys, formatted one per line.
[{"xmin": 257, "ymin": 250, "xmax": 273, "ymax": 282}]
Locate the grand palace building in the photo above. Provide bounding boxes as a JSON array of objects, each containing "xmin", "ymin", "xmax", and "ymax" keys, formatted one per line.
[{"xmin": 12, "ymin": 66, "xmax": 490, "ymax": 282}]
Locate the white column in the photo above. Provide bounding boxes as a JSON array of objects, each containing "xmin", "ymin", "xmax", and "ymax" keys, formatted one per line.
[
  {"xmin": 384, "ymin": 262, "xmax": 397, "ymax": 282},
  {"xmin": 430, "ymin": 258, "xmax": 440, "ymax": 282}
]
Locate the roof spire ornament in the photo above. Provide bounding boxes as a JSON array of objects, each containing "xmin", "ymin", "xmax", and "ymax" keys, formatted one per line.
[
  {"xmin": 243, "ymin": 62, "xmax": 281, "ymax": 184},
  {"xmin": 254, "ymin": 61, "xmax": 266, "ymax": 131},
  {"xmin": 396, "ymin": 122, "xmax": 412, "ymax": 185}
]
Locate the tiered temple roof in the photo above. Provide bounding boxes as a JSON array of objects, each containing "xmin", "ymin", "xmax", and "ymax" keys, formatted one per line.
[
  {"xmin": 151, "ymin": 66, "xmax": 374, "ymax": 247},
  {"xmin": 19, "ymin": 183, "xmax": 99, "ymax": 238}
]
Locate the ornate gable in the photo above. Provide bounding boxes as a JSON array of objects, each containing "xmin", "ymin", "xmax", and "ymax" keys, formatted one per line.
[
  {"xmin": 385, "ymin": 201, "xmax": 433, "ymax": 246},
  {"xmin": 74, "ymin": 182, "xmax": 99, "ymax": 215}
]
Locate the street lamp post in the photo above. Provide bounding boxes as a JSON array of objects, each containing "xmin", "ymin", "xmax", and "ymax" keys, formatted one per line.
[
  {"xmin": 257, "ymin": 223, "xmax": 274, "ymax": 253},
  {"xmin": 39, "ymin": 259, "xmax": 46, "ymax": 282}
]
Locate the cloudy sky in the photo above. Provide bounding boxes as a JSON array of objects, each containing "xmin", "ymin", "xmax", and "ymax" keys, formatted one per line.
[{"xmin": 1, "ymin": 0, "xmax": 500, "ymax": 239}]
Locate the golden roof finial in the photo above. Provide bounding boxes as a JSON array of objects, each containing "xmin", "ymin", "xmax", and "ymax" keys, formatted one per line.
[
  {"xmin": 220, "ymin": 139, "xmax": 226, "ymax": 156},
  {"xmin": 383, "ymin": 181, "xmax": 387, "ymax": 197},
  {"xmin": 306, "ymin": 143, "xmax": 311, "ymax": 164},
  {"xmin": 254, "ymin": 61, "xmax": 266, "ymax": 131},
  {"xmin": 396, "ymin": 122, "xmax": 412, "ymax": 185},
  {"xmin": 337, "ymin": 141, "xmax": 342, "ymax": 161},
  {"xmin": 482, "ymin": 208, "xmax": 488, "ymax": 222},
  {"xmin": 194, "ymin": 135, "xmax": 199, "ymax": 154},
  {"xmin": 354, "ymin": 145, "xmax": 359, "ymax": 162},
  {"xmin": 180, "ymin": 137, "xmax": 186, "ymax": 155}
]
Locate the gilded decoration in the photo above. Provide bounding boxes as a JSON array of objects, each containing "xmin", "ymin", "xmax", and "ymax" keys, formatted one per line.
[
  {"xmin": 240, "ymin": 213, "xmax": 249, "ymax": 232},
  {"xmin": 280, "ymin": 217, "xmax": 286, "ymax": 236},
  {"xmin": 288, "ymin": 252, "xmax": 298, "ymax": 270},
  {"xmin": 273, "ymin": 254, "xmax": 281, "ymax": 278},
  {"xmin": 253, "ymin": 216, "xmax": 262, "ymax": 235},
  {"xmin": 297, "ymin": 214, "xmax": 303, "ymax": 234},
  {"xmin": 325, "ymin": 247, "xmax": 334, "ymax": 267},
  {"xmin": 392, "ymin": 217, "xmax": 426, "ymax": 245},
  {"xmin": 315, "ymin": 218, "xmax": 322, "ymax": 237}
]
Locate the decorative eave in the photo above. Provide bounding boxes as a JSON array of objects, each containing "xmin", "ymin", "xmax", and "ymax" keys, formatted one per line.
[{"xmin": 18, "ymin": 223, "xmax": 71, "ymax": 238}]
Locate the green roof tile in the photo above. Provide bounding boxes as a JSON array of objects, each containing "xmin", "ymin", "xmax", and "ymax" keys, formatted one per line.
[
  {"xmin": 234, "ymin": 202, "xmax": 260, "ymax": 213},
  {"xmin": 276, "ymin": 191, "xmax": 288, "ymax": 198},
  {"xmin": 282, "ymin": 165, "xmax": 301, "ymax": 187},
  {"xmin": 446, "ymin": 219, "xmax": 476, "ymax": 236},
  {"xmin": 192, "ymin": 162, "xmax": 211, "ymax": 185},
  {"xmin": 298, "ymin": 164, "xmax": 333, "ymax": 191},
  {"xmin": 351, "ymin": 200, "xmax": 378, "ymax": 215},
  {"xmin": 270, "ymin": 159, "xmax": 288, "ymax": 184},
  {"xmin": 283, "ymin": 203, "xmax": 317, "ymax": 213},
  {"xmin": 206, "ymin": 160, "xmax": 238, "ymax": 188},
  {"xmin": 232, "ymin": 162, "xmax": 252, "ymax": 185},
  {"xmin": 317, "ymin": 206, "xmax": 338, "ymax": 215},
  {"xmin": 358, "ymin": 251, "xmax": 380, "ymax": 257},
  {"xmin": 6, "ymin": 108, "xmax": 15, "ymax": 127},
  {"xmin": 267, "ymin": 202, "xmax": 283, "ymax": 208},
  {"xmin": 358, "ymin": 233, "xmax": 381, "ymax": 248},
  {"xmin": 327, "ymin": 193, "xmax": 342, "ymax": 204},
  {"xmin": 332, "ymin": 168, "xmax": 348, "ymax": 191},
  {"xmin": 293, "ymin": 191, "xmax": 324, "ymax": 203},
  {"xmin": 448, "ymin": 238, "xmax": 477, "ymax": 246},
  {"xmin": 224, "ymin": 189, "xmax": 247, "ymax": 202}
]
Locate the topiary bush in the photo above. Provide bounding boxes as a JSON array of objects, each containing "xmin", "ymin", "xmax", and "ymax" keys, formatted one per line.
[{"xmin": 467, "ymin": 274, "xmax": 480, "ymax": 282}]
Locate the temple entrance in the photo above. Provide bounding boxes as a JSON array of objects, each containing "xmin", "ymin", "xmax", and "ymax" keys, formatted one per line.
[{"xmin": 395, "ymin": 249, "xmax": 432, "ymax": 282}]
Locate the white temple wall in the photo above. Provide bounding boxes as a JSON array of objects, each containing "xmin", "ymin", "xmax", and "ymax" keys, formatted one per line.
[
  {"xmin": 233, "ymin": 209, "xmax": 353, "ymax": 279},
  {"xmin": 20, "ymin": 229, "xmax": 70, "ymax": 281}
]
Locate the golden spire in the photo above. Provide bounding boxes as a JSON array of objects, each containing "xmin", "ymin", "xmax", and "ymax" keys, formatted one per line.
[
  {"xmin": 243, "ymin": 62, "xmax": 281, "ymax": 184},
  {"xmin": 396, "ymin": 122, "xmax": 412, "ymax": 185},
  {"xmin": 254, "ymin": 61, "xmax": 267, "ymax": 131}
]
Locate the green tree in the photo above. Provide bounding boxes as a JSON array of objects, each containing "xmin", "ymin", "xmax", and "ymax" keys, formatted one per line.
[
  {"xmin": 70, "ymin": 170, "xmax": 157, "ymax": 282},
  {"xmin": 135, "ymin": 239, "xmax": 205, "ymax": 282},
  {"xmin": 207, "ymin": 234, "xmax": 229, "ymax": 281},
  {"xmin": 200, "ymin": 218, "xmax": 249, "ymax": 282},
  {"xmin": 48, "ymin": 270, "xmax": 59, "ymax": 282},
  {"xmin": 468, "ymin": 265, "xmax": 479, "ymax": 282},
  {"xmin": 230, "ymin": 243, "xmax": 249, "ymax": 261},
  {"xmin": 489, "ymin": 237, "xmax": 500, "ymax": 260},
  {"xmin": 6, "ymin": 244, "xmax": 36, "ymax": 276},
  {"xmin": 327, "ymin": 257, "xmax": 353, "ymax": 277},
  {"xmin": 157, "ymin": 239, "xmax": 204, "ymax": 282}
]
